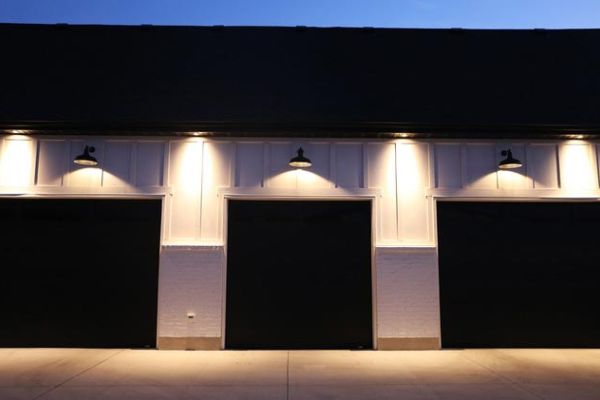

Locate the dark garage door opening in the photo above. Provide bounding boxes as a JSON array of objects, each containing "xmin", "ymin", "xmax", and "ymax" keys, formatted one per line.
[
  {"xmin": 226, "ymin": 200, "xmax": 372, "ymax": 349},
  {"xmin": 0, "ymin": 198, "xmax": 161, "ymax": 348},
  {"xmin": 438, "ymin": 201, "xmax": 600, "ymax": 348}
]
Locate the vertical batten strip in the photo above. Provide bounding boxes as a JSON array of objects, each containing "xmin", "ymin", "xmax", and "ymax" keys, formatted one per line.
[
  {"xmin": 34, "ymin": 139, "xmax": 41, "ymax": 186},
  {"xmin": 162, "ymin": 140, "xmax": 173, "ymax": 243},
  {"xmin": 199, "ymin": 140, "xmax": 207, "ymax": 242},
  {"xmin": 596, "ymin": 144, "xmax": 600, "ymax": 188},
  {"xmin": 130, "ymin": 141, "xmax": 139, "ymax": 187},
  {"xmin": 0, "ymin": 137, "xmax": 3, "ymax": 181},
  {"xmin": 425, "ymin": 143, "xmax": 434, "ymax": 243},
  {"xmin": 393, "ymin": 141, "xmax": 399, "ymax": 242},
  {"xmin": 262, "ymin": 142, "xmax": 268, "ymax": 188},
  {"xmin": 198, "ymin": 140, "xmax": 205, "ymax": 242},
  {"xmin": 329, "ymin": 142, "xmax": 337, "ymax": 189}
]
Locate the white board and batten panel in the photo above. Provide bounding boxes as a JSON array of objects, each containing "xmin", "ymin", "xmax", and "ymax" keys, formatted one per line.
[
  {"xmin": 136, "ymin": 141, "xmax": 165, "ymax": 187},
  {"xmin": 235, "ymin": 142, "xmax": 264, "ymax": 187},
  {"xmin": 558, "ymin": 142, "xmax": 598, "ymax": 191},
  {"xmin": 464, "ymin": 143, "xmax": 497, "ymax": 189},
  {"xmin": 396, "ymin": 142, "xmax": 431, "ymax": 243},
  {"xmin": 67, "ymin": 140, "xmax": 104, "ymax": 187},
  {"xmin": 5, "ymin": 135, "xmax": 600, "ymax": 247},
  {"xmin": 102, "ymin": 141, "xmax": 133, "ymax": 187},
  {"xmin": 201, "ymin": 141, "xmax": 234, "ymax": 242},
  {"xmin": 527, "ymin": 143, "xmax": 559, "ymax": 189},
  {"xmin": 435, "ymin": 142, "xmax": 549, "ymax": 191},
  {"xmin": 0, "ymin": 135, "xmax": 36, "ymax": 187},
  {"xmin": 32, "ymin": 138, "xmax": 167, "ymax": 190},
  {"xmin": 366, "ymin": 142, "xmax": 397, "ymax": 243},
  {"xmin": 435, "ymin": 142, "xmax": 530, "ymax": 192},
  {"xmin": 266, "ymin": 142, "xmax": 295, "ymax": 189},
  {"xmin": 36, "ymin": 140, "xmax": 69, "ymax": 187},
  {"xmin": 496, "ymin": 144, "xmax": 531, "ymax": 190},
  {"xmin": 335, "ymin": 143, "xmax": 363, "ymax": 188},
  {"xmin": 167, "ymin": 140, "xmax": 203, "ymax": 242},
  {"xmin": 434, "ymin": 143, "xmax": 462, "ymax": 189},
  {"xmin": 297, "ymin": 142, "xmax": 332, "ymax": 189}
]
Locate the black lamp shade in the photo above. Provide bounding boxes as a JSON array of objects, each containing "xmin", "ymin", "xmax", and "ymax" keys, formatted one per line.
[
  {"xmin": 289, "ymin": 147, "xmax": 312, "ymax": 168},
  {"xmin": 74, "ymin": 145, "xmax": 98, "ymax": 166},
  {"xmin": 498, "ymin": 149, "xmax": 522, "ymax": 169}
]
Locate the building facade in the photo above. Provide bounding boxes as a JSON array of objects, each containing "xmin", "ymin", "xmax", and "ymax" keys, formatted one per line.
[{"xmin": 1, "ymin": 24, "xmax": 599, "ymax": 350}]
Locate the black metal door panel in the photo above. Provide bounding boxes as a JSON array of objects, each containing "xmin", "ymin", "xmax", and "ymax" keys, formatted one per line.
[
  {"xmin": 438, "ymin": 201, "xmax": 600, "ymax": 348},
  {"xmin": 0, "ymin": 199, "xmax": 161, "ymax": 348},
  {"xmin": 226, "ymin": 200, "xmax": 372, "ymax": 349}
]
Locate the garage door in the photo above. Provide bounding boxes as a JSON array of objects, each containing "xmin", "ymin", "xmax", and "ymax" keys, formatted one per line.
[
  {"xmin": 438, "ymin": 201, "xmax": 600, "ymax": 348},
  {"xmin": 0, "ymin": 198, "xmax": 161, "ymax": 348},
  {"xmin": 226, "ymin": 200, "xmax": 372, "ymax": 349}
]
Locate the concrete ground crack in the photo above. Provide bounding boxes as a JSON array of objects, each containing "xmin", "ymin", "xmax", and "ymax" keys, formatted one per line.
[
  {"xmin": 460, "ymin": 351, "xmax": 545, "ymax": 400},
  {"xmin": 286, "ymin": 351, "xmax": 290, "ymax": 400},
  {"xmin": 33, "ymin": 349, "xmax": 127, "ymax": 400}
]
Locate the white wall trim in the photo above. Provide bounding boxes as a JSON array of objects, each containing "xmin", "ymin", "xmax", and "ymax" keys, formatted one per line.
[
  {"xmin": 218, "ymin": 187, "xmax": 381, "ymax": 198},
  {"xmin": 0, "ymin": 186, "xmax": 172, "ymax": 197},
  {"xmin": 161, "ymin": 244, "xmax": 223, "ymax": 251},
  {"xmin": 376, "ymin": 245, "xmax": 437, "ymax": 250},
  {"xmin": 429, "ymin": 188, "xmax": 600, "ymax": 199}
]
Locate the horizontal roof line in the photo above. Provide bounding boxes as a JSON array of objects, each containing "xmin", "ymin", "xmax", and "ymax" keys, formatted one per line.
[
  {"xmin": 4, "ymin": 121, "xmax": 600, "ymax": 139},
  {"xmin": 2, "ymin": 22, "xmax": 600, "ymax": 33}
]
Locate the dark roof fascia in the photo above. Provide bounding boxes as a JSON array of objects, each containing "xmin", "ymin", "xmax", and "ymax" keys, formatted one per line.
[{"xmin": 3, "ymin": 121, "xmax": 600, "ymax": 140}]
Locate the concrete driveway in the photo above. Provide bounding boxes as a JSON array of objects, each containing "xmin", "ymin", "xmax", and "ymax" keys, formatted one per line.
[{"xmin": 0, "ymin": 349, "xmax": 599, "ymax": 399}]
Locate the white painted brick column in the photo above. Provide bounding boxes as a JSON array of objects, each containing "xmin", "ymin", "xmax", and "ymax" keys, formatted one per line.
[
  {"xmin": 157, "ymin": 246, "xmax": 224, "ymax": 349},
  {"xmin": 376, "ymin": 247, "xmax": 441, "ymax": 349}
]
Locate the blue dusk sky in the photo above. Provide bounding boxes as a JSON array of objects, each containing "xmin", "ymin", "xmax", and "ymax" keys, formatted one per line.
[{"xmin": 0, "ymin": 0, "xmax": 599, "ymax": 29}]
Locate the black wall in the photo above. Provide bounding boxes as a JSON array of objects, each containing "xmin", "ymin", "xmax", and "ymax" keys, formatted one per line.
[
  {"xmin": 0, "ymin": 199, "xmax": 161, "ymax": 348},
  {"xmin": 226, "ymin": 200, "xmax": 372, "ymax": 349}
]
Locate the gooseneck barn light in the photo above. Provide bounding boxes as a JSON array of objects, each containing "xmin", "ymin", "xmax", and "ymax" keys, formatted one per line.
[
  {"xmin": 73, "ymin": 145, "xmax": 98, "ymax": 166},
  {"xmin": 289, "ymin": 147, "xmax": 312, "ymax": 168},
  {"xmin": 498, "ymin": 149, "xmax": 522, "ymax": 169}
]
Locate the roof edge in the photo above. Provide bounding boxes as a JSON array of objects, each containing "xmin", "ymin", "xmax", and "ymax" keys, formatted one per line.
[
  {"xmin": 2, "ymin": 22, "xmax": 600, "ymax": 33},
  {"xmin": 3, "ymin": 120, "xmax": 600, "ymax": 139}
]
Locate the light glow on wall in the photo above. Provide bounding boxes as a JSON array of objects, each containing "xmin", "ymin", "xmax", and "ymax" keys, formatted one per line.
[
  {"xmin": 201, "ymin": 142, "xmax": 217, "ymax": 190},
  {"xmin": 171, "ymin": 139, "xmax": 203, "ymax": 195},
  {"xmin": 560, "ymin": 141, "xmax": 596, "ymax": 191},
  {"xmin": 267, "ymin": 167, "xmax": 333, "ymax": 189},
  {"xmin": 498, "ymin": 169, "xmax": 527, "ymax": 189},
  {"xmin": 296, "ymin": 167, "xmax": 331, "ymax": 188},
  {"xmin": 101, "ymin": 170, "xmax": 134, "ymax": 188},
  {"xmin": 396, "ymin": 142, "xmax": 423, "ymax": 195},
  {"xmin": 0, "ymin": 135, "xmax": 35, "ymax": 187},
  {"xmin": 66, "ymin": 166, "xmax": 103, "ymax": 187}
]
